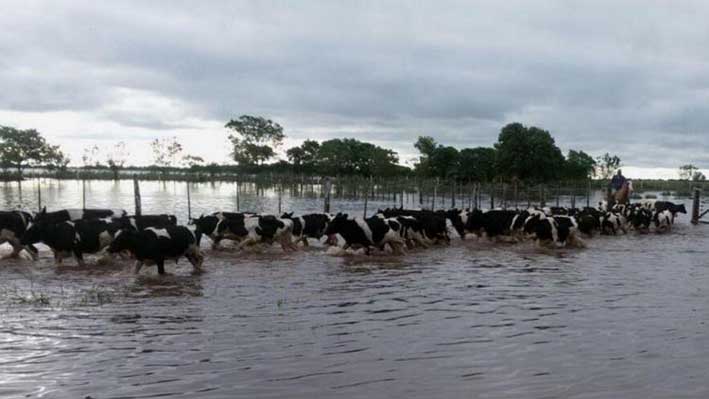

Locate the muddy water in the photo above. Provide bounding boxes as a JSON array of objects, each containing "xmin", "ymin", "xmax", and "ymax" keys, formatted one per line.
[{"xmin": 1, "ymin": 180, "xmax": 709, "ymax": 398}]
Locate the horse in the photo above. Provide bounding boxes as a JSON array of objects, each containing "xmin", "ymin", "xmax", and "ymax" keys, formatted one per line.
[{"xmin": 613, "ymin": 180, "xmax": 633, "ymax": 205}]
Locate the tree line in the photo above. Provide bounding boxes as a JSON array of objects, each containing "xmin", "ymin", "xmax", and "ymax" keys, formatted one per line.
[{"xmin": 0, "ymin": 117, "xmax": 704, "ymax": 182}]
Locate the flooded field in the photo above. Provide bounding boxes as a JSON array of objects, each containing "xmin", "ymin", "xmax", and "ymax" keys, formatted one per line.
[{"xmin": 1, "ymin": 179, "xmax": 709, "ymax": 398}]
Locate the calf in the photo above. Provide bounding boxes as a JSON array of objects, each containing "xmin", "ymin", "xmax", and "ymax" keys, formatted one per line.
[
  {"xmin": 0, "ymin": 210, "xmax": 36, "ymax": 259},
  {"xmin": 324, "ymin": 213, "xmax": 405, "ymax": 254},
  {"xmin": 108, "ymin": 226, "xmax": 203, "ymax": 274},
  {"xmin": 22, "ymin": 218, "xmax": 123, "ymax": 266},
  {"xmin": 280, "ymin": 212, "xmax": 331, "ymax": 246},
  {"xmin": 600, "ymin": 212, "xmax": 625, "ymax": 235}
]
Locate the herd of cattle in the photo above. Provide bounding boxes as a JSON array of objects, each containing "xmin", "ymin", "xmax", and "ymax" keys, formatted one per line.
[{"xmin": 0, "ymin": 200, "xmax": 687, "ymax": 274}]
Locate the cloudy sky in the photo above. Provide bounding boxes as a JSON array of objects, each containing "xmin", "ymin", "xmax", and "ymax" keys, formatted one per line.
[{"xmin": 2, "ymin": 1, "xmax": 708, "ymax": 178}]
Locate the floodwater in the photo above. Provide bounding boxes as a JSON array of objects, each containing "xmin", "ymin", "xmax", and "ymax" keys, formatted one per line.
[{"xmin": 1, "ymin": 179, "xmax": 709, "ymax": 398}]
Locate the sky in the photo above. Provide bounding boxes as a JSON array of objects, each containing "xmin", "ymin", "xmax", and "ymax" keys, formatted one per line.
[{"xmin": 1, "ymin": 1, "xmax": 708, "ymax": 179}]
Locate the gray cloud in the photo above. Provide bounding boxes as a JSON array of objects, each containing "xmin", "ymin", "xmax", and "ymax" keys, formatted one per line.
[{"xmin": 1, "ymin": 0, "xmax": 709, "ymax": 172}]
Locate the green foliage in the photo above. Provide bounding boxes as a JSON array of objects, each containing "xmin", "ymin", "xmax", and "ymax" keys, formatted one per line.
[
  {"xmin": 413, "ymin": 137, "xmax": 461, "ymax": 178},
  {"xmin": 286, "ymin": 139, "xmax": 320, "ymax": 173},
  {"xmin": 0, "ymin": 126, "xmax": 64, "ymax": 177},
  {"xmin": 106, "ymin": 141, "xmax": 128, "ymax": 179},
  {"xmin": 317, "ymin": 138, "xmax": 401, "ymax": 176},
  {"xmin": 226, "ymin": 115, "xmax": 285, "ymax": 166},
  {"xmin": 594, "ymin": 153, "xmax": 621, "ymax": 179},
  {"xmin": 564, "ymin": 150, "xmax": 596, "ymax": 180},
  {"xmin": 458, "ymin": 147, "xmax": 497, "ymax": 182},
  {"xmin": 494, "ymin": 123, "xmax": 565, "ymax": 182}
]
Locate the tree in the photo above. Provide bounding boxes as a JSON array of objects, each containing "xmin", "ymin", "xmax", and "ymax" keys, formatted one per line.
[
  {"xmin": 286, "ymin": 139, "xmax": 320, "ymax": 173},
  {"xmin": 429, "ymin": 146, "xmax": 460, "ymax": 179},
  {"xmin": 151, "ymin": 136, "xmax": 183, "ymax": 177},
  {"xmin": 44, "ymin": 148, "xmax": 70, "ymax": 174},
  {"xmin": 0, "ymin": 126, "xmax": 63, "ymax": 178},
  {"xmin": 594, "ymin": 153, "xmax": 622, "ymax": 179},
  {"xmin": 679, "ymin": 164, "xmax": 699, "ymax": 180},
  {"xmin": 494, "ymin": 123, "xmax": 565, "ymax": 182},
  {"xmin": 693, "ymin": 171, "xmax": 707, "ymax": 181},
  {"xmin": 225, "ymin": 115, "xmax": 285, "ymax": 166},
  {"xmin": 82, "ymin": 145, "xmax": 102, "ymax": 168},
  {"xmin": 413, "ymin": 136, "xmax": 438, "ymax": 177},
  {"xmin": 317, "ymin": 138, "xmax": 401, "ymax": 176},
  {"xmin": 182, "ymin": 154, "xmax": 205, "ymax": 169},
  {"xmin": 565, "ymin": 150, "xmax": 596, "ymax": 180},
  {"xmin": 106, "ymin": 141, "xmax": 128, "ymax": 180},
  {"xmin": 458, "ymin": 147, "xmax": 497, "ymax": 182}
]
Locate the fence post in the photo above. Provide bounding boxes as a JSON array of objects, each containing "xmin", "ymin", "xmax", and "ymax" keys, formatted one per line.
[
  {"xmin": 586, "ymin": 179, "xmax": 591, "ymax": 208},
  {"xmin": 186, "ymin": 181, "xmax": 192, "ymax": 221},
  {"xmin": 133, "ymin": 177, "xmax": 142, "ymax": 216},
  {"xmin": 323, "ymin": 177, "xmax": 332, "ymax": 213},
  {"xmin": 490, "ymin": 183, "xmax": 495, "ymax": 209},
  {"xmin": 82, "ymin": 178, "xmax": 87, "ymax": 210},
  {"xmin": 432, "ymin": 178, "xmax": 438, "ymax": 210},
  {"xmin": 692, "ymin": 187, "xmax": 700, "ymax": 224},
  {"xmin": 36, "ymin": 178, "xmax": 42, "ymax": 212},
  {"xmin": 235, "ymin": 179, "xmax": 240, "ymax": 212},
  {"xmin": 278, "ymin": 180, "xmax": 282, "ymax": 215},
  {"xmin": 363, "ymin": 176, "xmax": 371, "ymax": 217},
  {"xmin": 539, "ymin": 184, "xmax": 545, "ymax": 208}
]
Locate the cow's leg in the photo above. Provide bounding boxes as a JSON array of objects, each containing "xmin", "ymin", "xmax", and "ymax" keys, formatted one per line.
[
  {"xmin": 54, "ymin": 250, "xmax": 63, "ymax": 265},
  {"xmin": 134, "ymin": 261, "xmax": 144, "ymax": 274},
  {"xmin": 236, "ymin": 236, "xmax": 258, "ymax": 251},
  {"xmin": 301, "ymin": 237, "xmax": 309, "ymax": 247},
  {"xmin": 23, "ymin": 244, "xmax": 39, "ymax": 260},
  {"xmin": 3, "ymin": 238, "xmax": 23, "ymax": 259},
  {"xmin": 156, "ymin": 259, "xmax": 166, "ymax": 275},
  {"xmin": 186, "ymin": 247, "xmax": 204, "ymax": 273},
  {"xmin": 210, "ymin": 236, "xmax": 222, "ymax": 250},
  {"xmin": 73, "ymin": 250, "xmax": 86, "ymax": 267}
]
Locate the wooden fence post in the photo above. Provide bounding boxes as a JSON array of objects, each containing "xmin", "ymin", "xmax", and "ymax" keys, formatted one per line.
[
  {"xmin": 186, "ymin": 181, "xmax": 192, "ymax": 221},
  {"xmin": 133, "ymin": 177, "xmax": 142, "ymax": 216},
  {"xmin": 82, "ymin": 178, "xmax": 87, "ymax": 210},
  {"xmin": 235, "ymin": 179, "xmax": 240, "ymax": 212},
  {"xmin": 36, "ymin": 178, "xmax": 42, "ymax": 211},
  {"xmin": 323, "ymin": 177, "xmax": 332, "ymax": 213},
  {"xmin": 692, "ymin": 187, "xmax": 700, "ymax": 224}
]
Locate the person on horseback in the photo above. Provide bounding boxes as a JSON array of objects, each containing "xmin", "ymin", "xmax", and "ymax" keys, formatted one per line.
[{"xmin": 610, "ymin": 169, "xmax": 627, "ymax": 194}]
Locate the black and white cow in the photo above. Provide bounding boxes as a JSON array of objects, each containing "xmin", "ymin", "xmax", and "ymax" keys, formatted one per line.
[
  {"xmin": 600, "ymin": 212, "xmax": 625, "ymax": 235},
  {"xmin": 114, "ymin": 214, "xmax": 178, "ymax": 231},
  {"xmin": 35, "ymin": 207, "xmax": 127, "ymax": 224},
  {"xmin": 653, "ymin": 201, "xmax": 687, "ymax": 222},
  {"xmin": 108, "ymin": 225, "xmax": 203, "ymax": 275},
  {"xmin": 379, "ymin": 208, "xmax": 450, "ymax": 244},
  {"xmin": 467, "ymin": 209, "xmax": 518, "ymax": 239},
  {"xmin": 629, "ymin": 207, "xmax": 653, "ymax": 232},
  {"xmin": 653, "ymin": 209, "xmax": 673, "ymax": 233},
  {"xmin": 324, "ymin": 213, "xmax": 406, "ymax": 254},
  {"xmin": 21, "ymin": 218, "xmax": 123, "ymax": 266},
  {"xmin": 576, "ymin": 207, "xmax": 602, "ymax": 236},
  {"xmin": 0, "ymin": 210, "xmax": 36, "ymax": 259},
  {"xmin": 191, "ymin": 213, "xmax": 296, "ymax": 251},
  {"xmin": 280, "ymin": 212, "xmax": 332, "ymax": 246}
]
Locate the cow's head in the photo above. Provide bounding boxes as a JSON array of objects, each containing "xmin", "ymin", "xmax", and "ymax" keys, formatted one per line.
[{"xmin": 108, "ymin": 229, "xmax": 138, "ymax": 257}]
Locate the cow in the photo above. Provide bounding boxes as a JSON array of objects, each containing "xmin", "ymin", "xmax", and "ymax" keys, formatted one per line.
[
  {"xmin": 576, "ymin": 207, "xmax": 602, "ymax": 236},
  {"xmin": 376, "ymin": 213, "xmax": 432, "ymax": 249},
  {"xmin": 475, "ymin": 209, "xmax": 518, "ymax": 239},
  {"xmin": 600, "ymin": 212, "xmax": 625, "ymax": 235},
  {"xmin": 379, "ymin": 208, "xmax": 450, "ymax": 244},
  {"xmin": 653, "ymin": 210, "xmax": 673, "ymax": 233},
  {"xmin": 108, "ymin": 226, "xmax": 203, "ymax": 275},
  {"xmin": 34, "ymin": 207, "xmax": 127, "ymax": 224},
  {"xmin": 629, "ymin": 207, "xmax": 653, "ymax": 232},
  {"xmin": 280, "ymin": 212, "xmax": 331, "ymax": 246},
  {"xmin": 21, "ymin": 218, "xmax": 123, "ymax": 266},
  {"xmin": 324, "ymin": 213, "xmax": 405, "ymax": 254},
  {"xmin": 113, "ymin": 214, "xmax": 178, "ymax": 231},
  {"xmin": 191, "ymin": 213, "xmax": 296, "ymax": 251},
  {"xmin": 653, "ymin": 201, "xmax": 687, "ymax": 222},
  {"xmin": 0, "ymin": 210, "xmax": 37, "ymax": 259}
]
